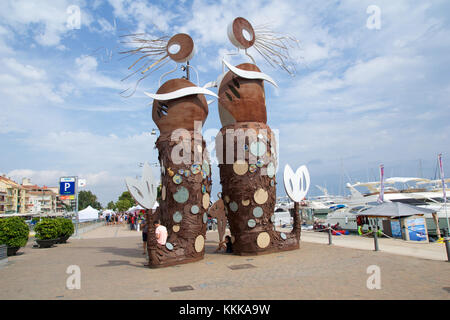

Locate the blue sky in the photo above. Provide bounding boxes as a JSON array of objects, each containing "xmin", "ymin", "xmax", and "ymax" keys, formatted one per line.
[{"xmin": 1, "ymin": 0, "xmax": 449, "ymax": 206}]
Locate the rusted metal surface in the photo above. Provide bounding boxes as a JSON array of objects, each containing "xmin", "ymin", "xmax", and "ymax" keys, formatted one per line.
[{"xmin": 152, "ymin": 78, "xmax": 208, "ymax": 134}]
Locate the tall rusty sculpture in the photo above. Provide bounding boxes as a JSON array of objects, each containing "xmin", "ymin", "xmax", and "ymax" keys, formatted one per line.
[
  {"xmin": 213, "ymin": 17, "xmax": 301, "ymax": 255},
  {"xmin": 123, "ymin": 33, "xmax": 218, "ymax": 267}
]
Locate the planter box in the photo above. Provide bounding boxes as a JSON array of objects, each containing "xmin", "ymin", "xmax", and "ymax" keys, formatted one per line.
[
  {"xmin": 56, "ymin": 235, "xmax": 70, "ymax": 244},
  {"xmin": 36, "ymin": 239, "xmax": 56, "ymax": 248},
  {"xmin": 0, "ymin": 244, "xmax": 7, "ymax": 261},
  {"xmin": 7, "ymin": 246, "xmax": 20, "ymax": 256}
]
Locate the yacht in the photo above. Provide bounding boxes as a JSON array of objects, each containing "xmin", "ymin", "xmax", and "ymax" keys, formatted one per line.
[{"xmin": 325, "ymin": 177, "xmax": 449, "ymax": 236}]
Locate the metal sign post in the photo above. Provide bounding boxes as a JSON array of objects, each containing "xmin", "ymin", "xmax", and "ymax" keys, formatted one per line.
[
  {"xmin": 59, "ymin": 176, "xmax": 78, "ymax": 235},
  {"xmin": 75, "ymin": 176, "xmax": 79, "ymax": 236}
]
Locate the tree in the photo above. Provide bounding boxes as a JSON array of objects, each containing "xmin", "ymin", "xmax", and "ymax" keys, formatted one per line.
[
  {"xmin": 115, "ymin": 191, "xmax": 135, "ymax": 213},
  {"xmin": 118, "ymin": 191, "xmax": 134, "ymax": 203},
  {"xmin": 78, "ymin": 190, "xmax": 102, "ymax": 211},
  {"xmin": 107, "ymin": 201, "xmax": 115, "ymax": 210},
  {"xmin": 115, "ymin": 199, "xmax": 132, "ymax": 212}
]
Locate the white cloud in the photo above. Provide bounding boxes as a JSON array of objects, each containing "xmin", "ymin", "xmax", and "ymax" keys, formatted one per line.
[
  {"xmin": 73, "ymin": 55, "xmax": 123, "ymax": 89},
  {"xmin": 0, "ymin": 0, "xmax": 92, "ymax": 47}
]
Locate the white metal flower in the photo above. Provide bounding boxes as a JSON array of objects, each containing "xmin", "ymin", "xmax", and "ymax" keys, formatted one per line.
[
  {"xmin": 283, "ymin": 164, "xmax": 310, "ymax": 202},
  {"xmin": 125, "ymin": 162, "xmax": 157, "ymax": 209}
]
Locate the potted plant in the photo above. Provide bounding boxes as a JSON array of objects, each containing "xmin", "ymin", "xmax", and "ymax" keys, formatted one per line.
[
  {"xmin": 34, "ymin": 218, "xmax": 59, "ymax": 248},
  {"xmin": 55, "ymin": 218, "xmax": 74, "ymax": 243},
  {"xmin": 0, "ymin": 216, "xmax": 29, "ymax": 256}
]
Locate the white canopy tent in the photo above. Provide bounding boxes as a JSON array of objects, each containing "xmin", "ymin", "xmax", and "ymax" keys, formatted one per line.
[
  {"xmin": 78, "ymin": 206, "xmax": 100, "ymax": 221},
  {"xmin": 126, "ymin": 205, "xmax": 144, "ymax": 213}
]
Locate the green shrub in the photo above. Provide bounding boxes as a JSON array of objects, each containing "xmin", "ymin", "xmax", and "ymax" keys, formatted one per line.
[
  {"xmin": 34, "ymin": 218, "xmax": 59, "ymax": 240},
  {"xmin": 56, "ymin": 218, "xmax": 74, "ymax": 237},
  {"xmin": 0, "ymin": 217, "xmax": 29, "ymax": 248}
]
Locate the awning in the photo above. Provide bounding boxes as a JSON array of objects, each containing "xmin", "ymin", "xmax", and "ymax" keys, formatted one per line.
[{"xmin": 357, "ymin": 202, "xmax": 436, "ymax": 218}]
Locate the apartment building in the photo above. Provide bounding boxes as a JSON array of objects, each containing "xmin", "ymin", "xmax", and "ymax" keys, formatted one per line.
[
  {"xmin": 0, "ymin": 175, "xmax": 23, "ymax": 213},
  {"xmin": 0, "ymin": 176, "xmax": 64, "ymax": 214},
  {"xmin": 21, "ymin": 178, "xmax": 59, "ymax": 213}
]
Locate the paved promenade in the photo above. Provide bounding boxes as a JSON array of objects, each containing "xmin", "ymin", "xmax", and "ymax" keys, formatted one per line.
[
  {"xmin": 297, "ymin": 229, "xmax": 449, "ymax": 261},
  {"xmin": 0, "ymin": 225, "xmax": 449, "ymax": 300}
]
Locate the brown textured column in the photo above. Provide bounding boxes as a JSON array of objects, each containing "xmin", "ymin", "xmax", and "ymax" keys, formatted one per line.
[
  {"xmin": 216, "ymin": 63, "xmax": 301, "ymax": 255},
  {"xmin": 146, "ymin": 78, "xmax": 211, "ymax": 268}
]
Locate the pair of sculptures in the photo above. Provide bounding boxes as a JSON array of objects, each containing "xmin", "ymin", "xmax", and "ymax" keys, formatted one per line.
[{"xmin": 124, "ymin": 17, "xmax": 310, "ymax": 268}]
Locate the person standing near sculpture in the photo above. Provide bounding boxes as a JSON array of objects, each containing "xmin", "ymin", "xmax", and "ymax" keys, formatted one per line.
[{"xmin": 153, "ymin": 219, "xmax": 168, "ymax": 245}]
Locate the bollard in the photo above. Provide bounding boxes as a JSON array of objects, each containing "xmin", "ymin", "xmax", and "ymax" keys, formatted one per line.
[
  {"xmin": 374, "ymin": 227, "xmax": 379, "ymax": 251},
  {"xmin": 444, "ymin": 228, "xmax": 450, "ymax": 262},
  {"xmin": 328, "ymin": 224, "xmax": 332, "ymax": 245}
]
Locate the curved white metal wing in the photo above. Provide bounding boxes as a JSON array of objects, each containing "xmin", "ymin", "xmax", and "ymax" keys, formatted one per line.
[
  {"xmin": 144, "ymin": 86, "xmax": 218, "ymax": 102},
  {"xmin": 222, "ymin": 59, "xmax": 278, "ymax": 88},
  {"xmin": 283, "ymin": 164, "xmax": 310, "ymax": 202},
  {"xmin": 125, "ymin": 162, "xmax": 157, "ymax": 209}
]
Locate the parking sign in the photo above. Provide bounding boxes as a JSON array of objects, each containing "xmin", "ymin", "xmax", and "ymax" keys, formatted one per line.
[{"xmin": 60, "ymin": 177, "xmax": 76, "ymax": 195}]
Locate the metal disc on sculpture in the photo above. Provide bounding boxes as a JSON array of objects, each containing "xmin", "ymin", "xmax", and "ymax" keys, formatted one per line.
[
  {"xmin": 166, "ymin": 242, "xmax": 174, "ymax": 251},
  {"xmin": 242, "ymin": 199, "xmax": 250, "ymax": 206},
  {"xmin": 184, "ymin": 170, "xmax": 190, "ymax": 178},
  {"xmin": 202, "ymin": 193, "xmax": 210, "ymax": 209},
  {"xmin": 190, "ymin": 205, "xmax": 200, "ymax": 214},
  {"xmin": 173, "ymin": 211, "xmax": 183, "ymax": 223},
  {"xmin": 257, "ymin": 133, "xmax": 267, "ymax": 141},
  {"xmin": 248, "ymin": 219, "xmax": 256, "ymax": 228},
  {"xmin": 229, "ymin": 201, "xmax": 238, "ymax": 212},
  {"xmin": 252, "ymin": 206, "xmax": 263, "ymax": 218},
  {"xmin": 161, "ymin": 185, "xmax": 166, "ymax": 200},
  {"xmin": 173, "ymin": 186, "xmax": 189, "ymax": 203},
  {"xmin": 173, "ymin": 225, "xmax": 180, "ymax": 232},
  {"xmin": 178, "ymin": 169, "xmax": 184, "ymax": 175},
  {"xmin": 191, "ymin": 164, "xmax": 201, "ymax": 174},
  {"xmin": 270, "ymin": 180, "xmax": 275, "ymax": 187},
  {"xmin": 233, "ymin": 160, "xmax": 248, "ymax": 175},
  {"xmin": 173, "ymin": 174, "xmax": 183, "ymax": 184},
  {"xmin": 257, "ymin": 232, "xmax": 270, "ymax": 248},
  {"xmin": 249, "ymin": 164, "xmax": 257, "ymax": 173},
  {"xmin": 167, "ymin": 33, "xmax": 195, "ymax": 63},
  {"xmin": 228, "ymin": 17, "xmax": 255, "ymax": 49},
  {"xmin": 202, "ymin": 160, "xmax": 210, "ymax": 176},
  {"xmin": 203, "ymin": 212, "xmax": 208, "ymax": 224},
  {"xmin": 256, "ymin": 159, "xmax": 264, "ymax": 168},
  {"xmin": 250, "ymin": 141, "xmax": 266, "ymax": 157},
  {"xmin": 254, "ymin": 188, "xmax": 268, "ymax": 204},
  {"xmin": 280, "ymin": 232, "xmax": 287, "ymax": 240},
  {"xmin": 202, "ymin": 185, "xmax": 207, "ymax": 194},
  {"xmin": 267, "ymin": 162, "xmax": 275, "ymax": 178},
  {"xmin": 194, "ymin": 235, "xmax": 205, "ymax": 252}
]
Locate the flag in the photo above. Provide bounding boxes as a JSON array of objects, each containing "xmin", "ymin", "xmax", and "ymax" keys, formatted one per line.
[
  {"xmin": 378, "ymin": 164, "xmax": 384, "ymax": 203},
  {"xmin": 78, "ymin": 179, "xmax": 87, "ymax": 188},
  {"xmin": 438, "ymin": 154, "xmax": 446, "ymax": 202}
]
